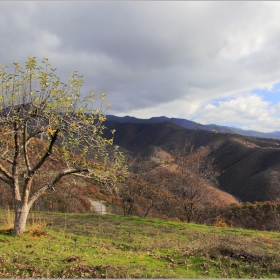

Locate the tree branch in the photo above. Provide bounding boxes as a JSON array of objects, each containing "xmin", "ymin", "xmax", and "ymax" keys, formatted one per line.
[
  {"xmin": 23, "ymin": 119, "xmax": 31, "ymax": 172},
  {"xmin": 0, "ymin": 163, "xmax": 13, "ymax": 181},
  {"xmin": 1, "ymin": 145, "xmax": 13, "ymax": 164},
  {"xmin": 0, "ymin": 174, "xmax": 13, "ymax": 187},
  {"xmin": 27, "ymin": 167, "xmax": 89, "ymax": 207},
  {"xmin": 30, "ymin": 129, "xmax": 59, "ymax": 175},
  {"xmin": 50, "ymin": 168, "xmax": 89, "ymax": 186},
  {"xmin": 0, "ymin": 156, "xmax": 13, "ymax": 165},
  {"xmin": 26, "ymin": 129, "xmax": 44, "ymax": 143},
  {"xmin": 12, "ymin": 118, "xmax": 20, "ymax": 177}
]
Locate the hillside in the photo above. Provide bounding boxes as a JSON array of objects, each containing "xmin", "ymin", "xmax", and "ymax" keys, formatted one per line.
[
  {"xmin": 104, "ymin": 120, "xmax": 280, "ymax": 203},
  {"xmin": 1, "ymin": 211, "xmax": 280, "ymax": 278}
]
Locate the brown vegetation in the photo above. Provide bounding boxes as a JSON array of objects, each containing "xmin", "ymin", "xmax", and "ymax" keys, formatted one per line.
[
  {"xmin": 115, "ymin": 146, "xmax": 238, "ymax": 223},
  {"xmin": 197, "ymin": 200, "xmax": 280, "ymax": 231},
  {"xmin": 104, "ymin": 120, "xmax": 280, "ymax": 203}
]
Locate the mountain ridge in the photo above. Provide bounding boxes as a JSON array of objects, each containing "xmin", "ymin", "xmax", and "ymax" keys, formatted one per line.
[{"xmin": 106, "ymin": 115, "xmax": 280, "ymax": 140}]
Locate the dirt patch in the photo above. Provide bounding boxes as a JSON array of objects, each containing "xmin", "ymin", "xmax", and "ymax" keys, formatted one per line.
[{"xmin": 209, "ymin": 245, "xmax": 276, "ymax": 264}]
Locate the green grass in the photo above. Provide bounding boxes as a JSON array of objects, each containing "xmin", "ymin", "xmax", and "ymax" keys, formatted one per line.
[{"xmin": 0, "ymin": 210, "xmax": 280, "ymax": 278}]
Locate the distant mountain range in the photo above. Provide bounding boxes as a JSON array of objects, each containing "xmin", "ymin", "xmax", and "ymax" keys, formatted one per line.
[
  {"xmin": 104, "ymin": 115, "xmax": 280, "ymax": 203},
  {"xmin": 106, "ymin": 115, "xmax": 280, "ymax": 140}
]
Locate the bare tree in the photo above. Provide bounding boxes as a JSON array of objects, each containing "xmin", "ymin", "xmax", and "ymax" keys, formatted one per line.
[
  {"xmin": 0, "ymin": 57, "xmax": 124, "ymax": 235},
  {"xmin": 167, "ymin": 143, "xmax": 219, "ymax": 223},
  {"xmin": 118, "ymin": 155, "xmax": 159, "ymax": 216}
]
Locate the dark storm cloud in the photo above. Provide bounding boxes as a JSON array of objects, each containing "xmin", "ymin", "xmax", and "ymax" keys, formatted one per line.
[{"xmin": 1, "ymin": 2, "xmax": 280, "ymax": 131}]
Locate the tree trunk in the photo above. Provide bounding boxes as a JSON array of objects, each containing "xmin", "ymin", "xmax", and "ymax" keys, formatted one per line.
[
  {"xmin": 185, "ymin": 203, "xmax": 193, "ymax": 223},
  {"xmin": 13, "ymin": 203, "xmax": 30, "ymax": 235}
]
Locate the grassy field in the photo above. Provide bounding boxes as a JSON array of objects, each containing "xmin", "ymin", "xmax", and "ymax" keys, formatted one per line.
[{"xmin": 0, "ymin": 210, "xmax": 280, "ymax": 278}]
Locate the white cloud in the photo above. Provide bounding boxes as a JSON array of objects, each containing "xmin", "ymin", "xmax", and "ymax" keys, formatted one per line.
[
  {"xmin": 116, "ymin": 99, "xmax": 202, "ymax": 120},
  {"xmin": 194, "ymin": 94, "xmax": 280, "ymax": 132}
]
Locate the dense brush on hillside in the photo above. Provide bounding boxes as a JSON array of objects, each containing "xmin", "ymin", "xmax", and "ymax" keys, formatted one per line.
[
  {"xmin": 111, "ymin": 148, "xmax": 239, "ymax": 223},
  {"xmin": 104, "ymin": 120, "xmax": 280, "ymax": 203},
  {"xmin": 196, "ymin": 200, "xmax": 280, "ymax": 232}
]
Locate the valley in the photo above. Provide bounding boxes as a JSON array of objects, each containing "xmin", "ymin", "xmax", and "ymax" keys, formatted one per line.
[{"xmin": 104, "ymin": 117, "xmax": 280, "ymax": 203}]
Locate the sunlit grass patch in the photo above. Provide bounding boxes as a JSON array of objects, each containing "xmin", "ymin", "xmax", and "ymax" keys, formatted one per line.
[{"xmin": 0, "ymin": 210, "xmax": 280, "ymax": 278}]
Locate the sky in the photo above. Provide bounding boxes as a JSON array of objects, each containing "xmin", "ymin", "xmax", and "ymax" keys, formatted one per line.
[{"xmin": 1, "ymin": 2, "xmax": 280, "ymax": 133}]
